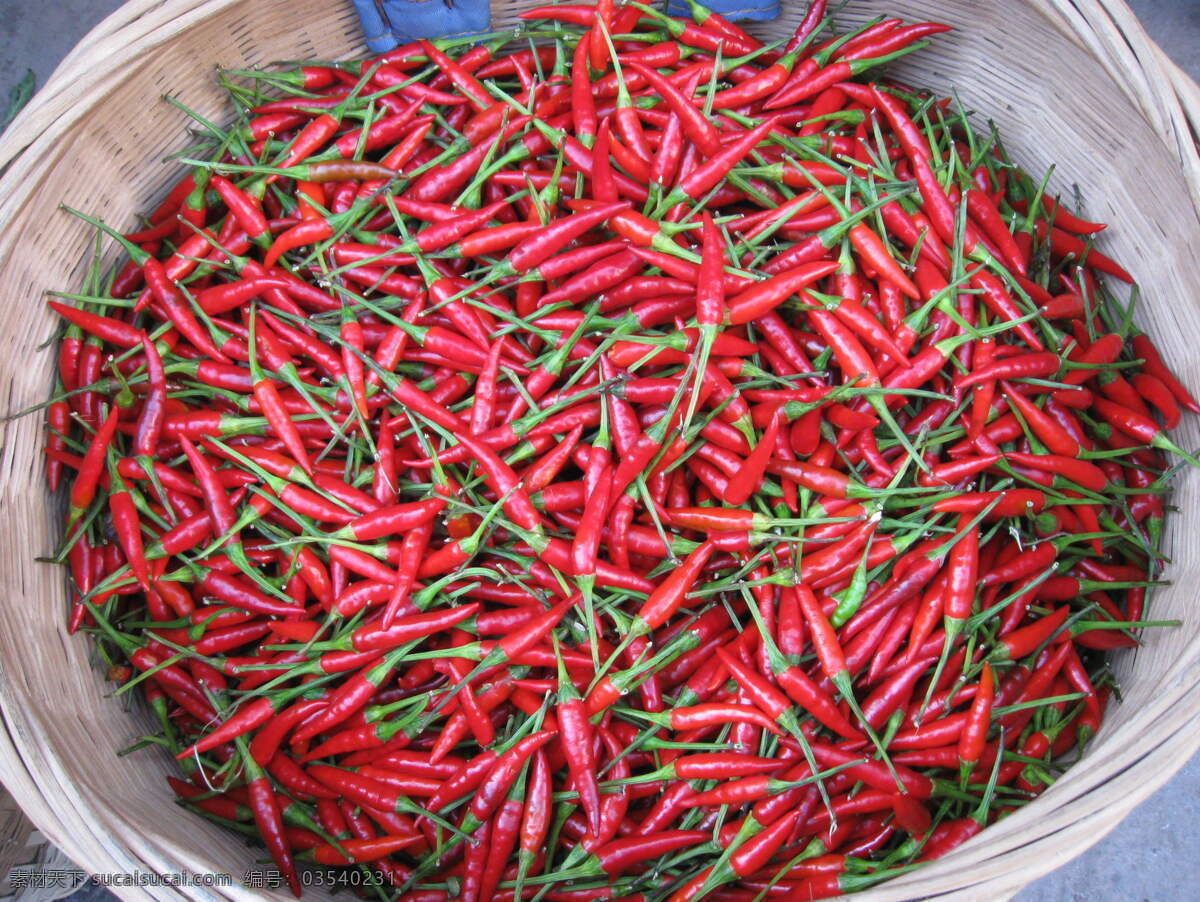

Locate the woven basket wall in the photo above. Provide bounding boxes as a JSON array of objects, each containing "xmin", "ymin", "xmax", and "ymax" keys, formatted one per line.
[{"xmin": 0, "ymin": 1, "xmax": 1198, "ymax": 899}]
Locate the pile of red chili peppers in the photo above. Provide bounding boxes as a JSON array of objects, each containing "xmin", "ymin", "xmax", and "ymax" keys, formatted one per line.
[{"xmin": 40, "ymin": 0, "xmax": 1198, "ymax": 898}]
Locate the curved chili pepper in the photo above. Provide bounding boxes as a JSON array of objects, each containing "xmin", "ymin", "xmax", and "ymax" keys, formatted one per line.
[{"xmin": 240, "ymin": 746, "xmax": 302, "ymax": 896}]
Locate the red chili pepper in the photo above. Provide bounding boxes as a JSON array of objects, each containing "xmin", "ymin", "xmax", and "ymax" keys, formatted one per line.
[
  {"xmin": 1131, "ymin": 334, "xmax": 1200, "ymax": 413},
  {"xmin": 644, "ymin": 703, "xmax": 785, "ymax": 737},
  {"xmin": 725, "ymin": 262, "xmax": 841, "ymax": 325},
  {"xmin": 105, "ymin": 459, "xmax": 151, "ymax": 591},
  {"xmin": 627, "ymin": 540, "xmax": 716, "ymax": 637},
  {"xmin": 1093, "ymin": 396, "xmax": 1196, "ymax": 461},
  {"xmin": 941, "ymin": 517, "xmax": 979, "ymax": 644},
  {"xmin": 67, "ymin": 405, "xmax": 120, "ymax": 526},
  {"xmin": 957, "ymin": 662, "xmax": 995, "ymax": 770},
  {"xmin": 722, "ymin": 409, "xmax": 783, "ymax": 506},
  {"xmin": 49, "ymin": 302, "xmax": 143, "ymax": 349}
]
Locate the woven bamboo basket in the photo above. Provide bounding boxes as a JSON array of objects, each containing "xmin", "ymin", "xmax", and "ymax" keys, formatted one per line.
[{"xmin": 0, "ymin": 0, "xmax": 1198, "ymax": 899}]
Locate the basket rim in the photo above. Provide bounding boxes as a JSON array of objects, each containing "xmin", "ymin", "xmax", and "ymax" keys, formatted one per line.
[{"xmin": 0, "ymin": 2, "xmax": 1199, "ymax": 901}]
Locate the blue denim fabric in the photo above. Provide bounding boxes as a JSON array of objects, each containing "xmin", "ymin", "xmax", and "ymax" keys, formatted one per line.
[
  {"xmin": 666, "ymin": 0, "xmax": 780, "ymax": 22},
  {"xmin": 351, "ymin": 0, "xmax": 492, "ymax": 52}
]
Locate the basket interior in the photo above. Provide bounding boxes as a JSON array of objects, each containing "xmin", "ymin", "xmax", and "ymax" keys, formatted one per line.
[{"xmin": 0, "ymin": 0, "xmax": 1198, "ymax": 898}]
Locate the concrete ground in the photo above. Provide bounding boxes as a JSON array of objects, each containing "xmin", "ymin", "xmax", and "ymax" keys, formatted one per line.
[{"xmin": 0, "ymin": 1, "xmax": 1196, "ymax": 900}]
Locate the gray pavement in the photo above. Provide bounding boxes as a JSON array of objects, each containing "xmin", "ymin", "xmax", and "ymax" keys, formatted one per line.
[{"xmin": 1, "ymin": 1, "xmax": 1196, "ymax": 899}]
